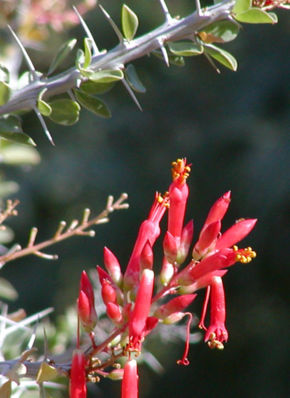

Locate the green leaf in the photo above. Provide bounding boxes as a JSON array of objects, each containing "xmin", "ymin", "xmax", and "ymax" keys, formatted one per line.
[
  {"xmin": 0, "ymin": 142, "xmax": 40, "ymax": 165},
  {"xmin": 37, "ymin": 89, "xmax": 52, "ymax": 116},
  {"xmin": 0, "ymin": 81, "xmax": 10, "ymax": 106},
  {"xmin": 204, "ymin": 44, "xmax": 238, "ymax": 71},
  {"xmin": 0, "ymin": 116, "xmax": 36, "ymax": 146},
  {"xmin": 168, "ymin": 41, "xmax": 204, "ymax": 56},
  {"xmin": 48, "ymin": 99, "xmax": 81, "ymax": 125},
  {"xmin": 233, "ymin": 0, "xmax": 251, "ymax": 14},
  {"xmin": 87, "ymin": 69, "xmax": 124, "ymax": 83},
  {"xmin": 80, "ymin": 80, "xmax": 115, "ymax": 95},
  {"xmin": 74, "ymin": 90, "xmax": 111, "ymax": 118},
  {"xmin": 76, "ymin": 48, "xmax": 85, "ymax": 70},
  {"xmin": 122, "ymin": 4, "xmax": 139, "ymax": 41},
  {"xmin": 48, "ymin": 38, "xmax": 77, "ymax": 75},
  {"xmin": 235, "ymin": 8, "xmax": 277, "ymax": 24},
  {"xmin": 153, "ymin": 51, "xmax": 185, "ymax": 67},
  {"xmin": 83, "ymin": 37, "xmax": 92, "ymax": 69},
  {"xmin": 201, "ymin": 21, "xmax": 240, "ymax": 43},
  {"xmin": 125, "ymin": 64, "xmax": 146, "ymax": 93},
  {"xmin": 0, "ymin": 65, "xmax": 9, "ymax": 83}
]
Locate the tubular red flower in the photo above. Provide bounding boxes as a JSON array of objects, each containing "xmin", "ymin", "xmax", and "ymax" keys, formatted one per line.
[
  {"xmin": 154, "ymin": 294, "xmax": 196, "ymax": 320},
  {"xmin": 129, "ymin": 269, "xmax": 154, "ymax": 351},
  {"xmin": 204, "ymin": 277, "xmax": 228, "ymax": 349},
  {"xmin": 201, "ymin": 191, "xmax": 231, "ymax": 232},
  {"xmin": 168, "ymin": 158, "xmax": 190, "ymax": 239},
  {"xmin": 77, "ymin": 272, "xmax": 97, "ymax": 333},
  {"xmin": 70, "ymin": 349, "xmax": 87, "ymax": 398},
  {"xmin": 193, "ymin": 220, "xmax": 221, "ymax": 259},
  {"xmin": 124, "ymin": 194, "xmax": 167, "ymax": 290},
  {"xmin": 121, "ymin": 359, "xmax": 138, "ymax": 398},
  {"xmin": 103, "ymin": 246, "xmax": 123, "ymax": 286},
  {"xmin": 215, "ymin": 218, "xmax": 257, "ymax": 250}
]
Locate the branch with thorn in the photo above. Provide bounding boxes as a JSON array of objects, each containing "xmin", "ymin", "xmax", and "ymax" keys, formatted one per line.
[{"xmin": 0, "ymin": 193, "xmax": 129, "ymax": 269}]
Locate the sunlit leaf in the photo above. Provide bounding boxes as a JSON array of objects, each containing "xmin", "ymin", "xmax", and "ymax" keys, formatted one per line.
[
  {"xmin": 125, "ymin": 64, "xmax": 146, "ymax": 93},
  {"xmin": 74, "ymin": 90, "xmax": 111, "ymax": 118},
  {"xmin": 122, "ymin": 4, "xmax": 139, "ymax": 41},
  {"xmin": 0, "ymin": 81, "xmax": 10, "ymax": 106},
  {"xmin": 233, "ymin": 0, "xmax": 251, "ymax": 14},
  {"xmin": 0, "ymin": 143, "xmax": 40, "ymax": 165},
  {"xmin": 235, "ymin": 8, "xmax": 277, "ymax": 24},
  {"xmin": 168, "ymin": 41, "xmax": 204, "ymax": 56},
  {"xmin": 83, "ymin": 37, "xmax": 92, "ymax": 69},
  {"xmin": 200, "ymin": 21, "xmax": 240, "ymax": 43},
  {"xmin": 0, "ymin": 277, "xmax": 18, "ymax": 300},
  {"xmin": 0, "ymin": 116, "xmax": 36, "ymax": 146},
  {"xmin": 48, "ymin": 38, "xmax": 77, "ymax": 75},
  {"xmin": 204, "ymin": 44, "xmax": 238, "ymax": 71},
  {"xmin": 37, "ymin": 89, "xmax": 52, "ymax": 116},
  {"xmin": 48, "ymin": 99, "xmax": 81, "ymax": 125},
  {"xmin": 86, "ymin": 69, "xmax": 124, "ymax": 83},
  {"xmin": 80, "ymin": 80, "xmax": 115, "ymax": 95},
  {"xmin": 36, "ymin": 362, "xmax": 59, "ymax": 383}
]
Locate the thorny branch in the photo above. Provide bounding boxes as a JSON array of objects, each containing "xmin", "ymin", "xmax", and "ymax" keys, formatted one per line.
[
  {"xmin": 0, "ymin": 193, "xmax": 129, "ymax": 269},
  {"xmin": 0, "ymin": 0, "xmax": 235, "ymax": 116}
]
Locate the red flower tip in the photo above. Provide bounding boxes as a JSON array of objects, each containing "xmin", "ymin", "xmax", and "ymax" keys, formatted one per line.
[
  {"xmin": 215, "ymin": 218, "xmax": 257, "ymax": 250},
  {"xmin": 193, "ymin": 220, "xmax": 221, "ymax": 259},
  {"xmin": 203, "ymin": 191, "xmax": 231, "ymax": 230},
  {"xmin": 70, "ymin": 349, "xmax": 87, "ymax": 398},
  {"xmin": 106, "ymin": 302, "xmax": 123, "ymax": 324},
  {"xmin": 78, "ymin": 272, "xmax": 97, "ymax": 333},
  {"xmin": 140, "ymin": 241, "xmax": 153, "ymax": 270},
  {"xmin": 103, "ymin": 246, "xmax": 123, "ymax": 286},
  {"xmin": 121, "ymin": 360, "xmax": 138, "ymax": 398}
]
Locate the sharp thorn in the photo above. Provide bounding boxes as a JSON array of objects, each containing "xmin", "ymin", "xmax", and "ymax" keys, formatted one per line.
[
  {"xmin": 158, "ymin": 0, "xmax": 172, "ymax": 22},
  {"xmin": 34, "ymin": 107, "xmax": 55, "ymax": 145},
  {"xmin": 204, "ymin": 53, "xmax": 221, "ymax": 74},
  {"xmin": 194, "ymin": 0, "xmax": 203, "ymax": 16},
  {"xmin": 73, "ymin": 6, "xmax": 100, "ymax": 55},
  {"xmin": 98, "ymin": 3, "xmax": 124, "ymax": 44},
  {"xmin": 7, "ymin": 25, "xmax": 38, "ymax": 79},
  {"xmin": 122, "ymin": 79, "xmax": 142, "ymax": 111},
  {"xmin": 160, "ymin": 44, "xmax": 170, "ymax": 67}
]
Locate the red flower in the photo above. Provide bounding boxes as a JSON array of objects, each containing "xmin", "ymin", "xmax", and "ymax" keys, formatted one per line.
[
  {"xmin": 129, "ymin": 269, "xmax": 154, "ymax": 351},
  {"xmin": 121, "ymin": 359, "xmax": 138, "ymax": 398},
  {"xmin": 124, "ymin": 193, "xmax": 167, "ymax": 291},
  {"xmin": 70, "ymin": 349, "xmax": 87, "ymax": 398},
  {"xmin": 77, "ymin": 271, "xmax": 97, "ymax": 333}
]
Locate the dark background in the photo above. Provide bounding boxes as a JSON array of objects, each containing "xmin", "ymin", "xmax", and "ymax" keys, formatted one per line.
[{"xmin": 1, "ymin": 1, "xmax": 289, "ymax": 397}]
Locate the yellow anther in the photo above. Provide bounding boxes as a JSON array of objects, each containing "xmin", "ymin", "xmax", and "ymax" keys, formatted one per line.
[{"xmin": 233, "ymin": 245, "xmax": 238, "ymax": 251}]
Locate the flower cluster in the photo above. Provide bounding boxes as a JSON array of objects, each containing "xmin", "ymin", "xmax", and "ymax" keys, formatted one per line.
[
  {"xmin": 252, "ymin": 0, "xmax": 290, "ymax": 10},
  {"xmin": 70, "ymin": 159, "xmax": 257, "ymax": 398}
]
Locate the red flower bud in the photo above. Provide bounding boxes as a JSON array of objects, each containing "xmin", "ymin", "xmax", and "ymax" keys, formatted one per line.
[
  {"xmin": 215, "ymin": 218, "xmax": 257, "ymax": 250},
  {"xmin": 163, "ymin": 231, "xmax": 178, "ymax": 264},
  {"xmin": 70, "ymin": 349, "xmax": 87, "ymax": 398},
  {"xmin": 103, "ymin": 246, "xmax": 123, "ymax": 286},
  {"xmin": 121, "ymin": 360, "xmax": 138, "ymax": 398}
]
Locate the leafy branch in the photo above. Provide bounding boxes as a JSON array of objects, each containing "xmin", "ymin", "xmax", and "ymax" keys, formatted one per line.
[
  {"xmin": 0, "ymin": 193, "xmax": 129, "ymax": 269},
  {"xmin": 0, "ymin": 0, "xmax": 283, "ymax": 144}
]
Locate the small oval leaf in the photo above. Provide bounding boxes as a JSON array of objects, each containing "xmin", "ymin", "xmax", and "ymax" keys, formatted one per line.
[
  {"xmin": 48, "ymin": 99, "xmax": 81, "ymax": 125},
  {"xmin": 125, "ymin": 64, "xmax": 146, "ymax": 93},
  {"xmin": 201, "ymin": 21, "xmax": 240, "ymax": 43},
  {"xmin": 83, "ymin": 37, "xmax": 92, "ymax": 69},
  {"xmin": 204, "ymin": 44, "xmax": 238, "ymax": 71},
  {"xmin": 80, "ymin": 80, "xmax": 115, "ymax": 95},
  {"xmin": 48, "ymin": 38, "xmax": 77, "ymax": 75},
  {"xmin": 74, "ymin": 90, "xmax": 111, "ymax": 118},
  {"xmin": 233, "ymin": 0, "xmax": 251, "ymax": 14},
  {"xmin": 87, "ymin": 69, "xmax": 124, "ymax": 83},
  {"xmin": 38, "ymin": 100, "xmax": 52, "ymax": 116},
  {"xmin": 168, "ymin": 41, "xmax": 204, "ymax": 56},
  {"xmin": 0, "ymin": 116, "xmax": 36, "ymax": 146},
  {"xmin": 0, "ymin": 277, "xmax": 18, "ymax": 300},
  {"xmin": 0, "ymin": 81, "xmax": 11, "ymax": 106},
  {"xmin": 122, "ymin": 4, "xmax": 139, "ymax": 41},
  {"xmin": 235, "ymin": 8, "xmax": 277, "ymax": 24}
]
